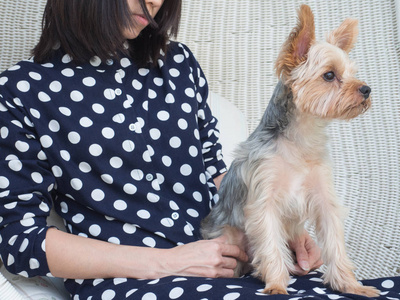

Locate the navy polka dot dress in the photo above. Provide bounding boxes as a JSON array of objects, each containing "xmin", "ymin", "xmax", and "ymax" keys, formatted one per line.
[{"xmin": 0, "ymin": 42, "xmax": 398, "ymax": 299}]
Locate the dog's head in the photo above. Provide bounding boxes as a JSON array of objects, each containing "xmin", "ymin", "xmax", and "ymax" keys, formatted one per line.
[{"xmin": 275, "ymin": 5, "xmax": 371, "ymax": 120}]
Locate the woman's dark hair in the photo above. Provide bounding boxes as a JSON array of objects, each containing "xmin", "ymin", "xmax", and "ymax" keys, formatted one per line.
[{"xmin": 32, "ymin": 0, "xmax": 181, "ymax": 67}]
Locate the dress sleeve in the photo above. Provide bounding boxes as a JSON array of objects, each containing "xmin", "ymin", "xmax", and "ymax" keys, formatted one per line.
[
  {"xmin": 183, "ymin": 45, "xmax": 227, "ymax": 178},
  {"xmin": 0, "ymin": 92, "xmax": 55, "ymax": 277}
]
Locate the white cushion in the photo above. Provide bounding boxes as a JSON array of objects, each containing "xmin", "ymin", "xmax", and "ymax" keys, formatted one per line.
[{"xmin": 207, "ymin": 91, "xmax": 248, "ymax": 167}]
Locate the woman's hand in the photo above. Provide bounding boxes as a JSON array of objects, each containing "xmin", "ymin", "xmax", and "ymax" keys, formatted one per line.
[
  {"xmin": 160, "ymin": 235, "xmax": 248, "ymax": 278},
  {"xmin": 289, "ymin": 230, "xmax": 323, "ymax": 276}
]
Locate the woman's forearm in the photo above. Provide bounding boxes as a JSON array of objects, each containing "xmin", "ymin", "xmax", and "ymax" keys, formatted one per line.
[{"xmin": 45, "ymin": 228, "xmax": 164, "ymax": 279}]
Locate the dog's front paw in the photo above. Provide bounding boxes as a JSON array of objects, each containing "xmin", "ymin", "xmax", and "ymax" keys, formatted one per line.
[
  {"xmin": 345, "ymin": 284, "xmax": 380, "ymax": 298},
  {"xmin": 262, "ymin": 283, "xmax": 288, "ymax": 295}
]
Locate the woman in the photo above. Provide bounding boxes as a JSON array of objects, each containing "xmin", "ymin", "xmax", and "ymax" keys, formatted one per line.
[{"xmin": 0, "ymin": 0, "xmax": 393, "ymax": 298}]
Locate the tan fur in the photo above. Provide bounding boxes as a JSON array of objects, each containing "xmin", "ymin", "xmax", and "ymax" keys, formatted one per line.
[
  {"xmin": 256, "ymin": 5, "xmax": 378, "ymax": 295},
  {"xmin": 202, "ymin": 4, "xmax": 378, "ymax": 297}
]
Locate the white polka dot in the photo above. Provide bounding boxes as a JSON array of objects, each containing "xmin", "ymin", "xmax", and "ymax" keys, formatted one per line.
[
  {"xmin": 180, "ymin": 164, "xmax": 192, "ymax": 176},
  {"xmin": 29, "ymin": 72, "xmax": 42, "ymax": 80},
  {"xmin": 138, "ymin": 68, "xmax": 150, "ymax": 76},
  {"xmin": 79, "ymin": 162, "xmax": 92, "ymax": 173},
  {"xmin": 62, "ymin": 54, "xmax": 72, "ymax": 63},
  {"xmin": 149, "ymin": 128, "xmax": 161, "ymax": 140},
  {"xmin": 91, "ymin": 189, "xmax": 105, "ymax": 201},
  {"xmin": 174, "ymin": 54, "xmax": 185, "ymax": 63},
  {"xmin": 142, "ymin": 293, "xmax": 156, "ymax": 300},
  {"xmin": 114, "ymin": 200, "xmax": 127, "ymax": 211},
  {"xmin": 143, "ymin": 237, "xmax": 156, "ymax": 248},
  {"xmin": 102, "ymin": 127, "xmax": 115, "ymax": 139},
  {"xmin": 71, "ymin": 178, "xmax": 83, "ymax": 190},
  {"xmin": 1, "ymin": 126, "xmax": 9, "ymax": 139},
  {"xmin": 89, "ymin": 144, "xmax": 103, "ymax": 156},
  {"xmin": 165, "ymin": 93, "xmax": 175, "ymax": 104},
  {"xmin": 181, "ymin": 103, "xmax": 192, "ymax": 113},
  {"xmin": 142, "ymin": 150, "xmax": 151, "ymax": 162},
  {"xmin": 147, "ymin": 193, "xmax": 160, "ymax": 203},
  {"xmin": 38, "ymin": 91, "xmax": 51, "ymax": 102},
  {"xmin": 68, "ymin": 132, "xmax": 81, "ymax": 144},
  {"xmin": 157, "ymin": 110, "xmax": 170, "ymax": 121},
  {"xmin": 89, "ymin": 224, "xmax": 101, "ymax": 236},
  {"xmin": 131, "ymin": 169, "xmax": 144, "ymax": 181},
  {"xmin": 49, "ymin": 81, "xmax": 62, "ymax": 92},
  {"xmin": 31, "ymin": 172, "xmax": 43, "ymax": 184},
  {"xmin": 59, "ymin": 106, "xmax": 71, "ymax": 116},
  {"xmin": 123, "ymin": 223, "xmax": 137, "ymax": 234},
  {"xmin": 223, "ymin": 292, "xmax": 241, "ymax": 300},
  {"xmin": 123, "ymin": 183, "xmax": 137, "ymax": 195},
  {"xmin": 193, "ymin": 192, "xmax": 202, "ymax": 202},
  {"xmin": 148, "ymin": 89, "xmax": 157, "ymax": 99},
  {"xmin": 15, "ymin": 141, "xmax": 29, "ymax": 152},
  {"xmin": 187, "ymin": 209, "xmax": 199, "ymax": 218},
  {"xmin": 185, "ymin": 88, "xmax": 195, "ymax": 98},
  {"xmin": 197, "ymin": 284, "xmax": 213, "ymax": 292},
  {"xmin": 199, "ymin": 173, "xmax": 206, "ymax": 184},
  {"xmin": 382, "ymin": 279, "xmax": 395, "ymax": 288},
  {"xmin": 19, "ymin": 238, "xmax": 29, "ymax": 253},
  {"xmin": 189, "ymin": 146, "xmax": 198, "ymax": 157},
  {"xmin": 169, "ymin": 287, "xmax": 184, "ymax": 299},
  {"xmin": 101, "ymin": 174, "xmax": 113, "ymax": 184},
  {"xmin": 110, "ymin": 157, "xmax": 123, "ymax": 168},
  {"xmin": 169, "ymin": 137, "xmax": 181, "ymax": 148},
  {"xmin": 101, "ymin": 289, "xmax": 116, "ymax": 300},
  {"xmin": 70, "ymin": 90, "xmax": 84, "ymax": 102},
  {"xmin": 132, "ymin": 79, "xmax": 143, "ymax": 90},
  {"xmin": 8, "ymin": 160, "xmax": 22, "ymax": 172},
  {"xmin": 60, "ymin": 150, "xmax": 71, "ymax": 161},
  {"xmin": 169, "ymin": 80, "xmax": 176, "ymax": 90},
  {"xmin": 92, "ymin": 103, "xmax": 105, "ymax": 114},
  {"xmin": 184, "ymin": 224, "xmax": 194, "ymax": 236},
  {"xmin": 0, "ymin": 176, "xmax": 10, "ymax": 189},
  {"xmin": 122, "ymin": 140, "xmax": 135, "ymax": 152},
  {"xmin": 49, "ymin": 120, "xmax": 60, "ymax": 132},
  {"xmin": 154, "ymin": 77, "xmax": 163, "ymax": 86},
  {"xmin": 17, "ymin": 81, "xmax": 30, "ymax": 92},
  {"xmin": 104, "ymin": 88, "xmax": 116, "ymax": 100},
  {"xmin": 173, "ymin": 183, "xmax": 185, "ymax": 194},
  {"xmin": 29, "ymin": 258, "xmax": 40, "ymax": 270},
  {"xmin": 72, "ymin": 214, "xmax": 85, "ymax": 224},
  {"xmin": 120, "ymin": 58, "xmax": 131, "ymax": 68},
  {"xmin": 83, "ymin": 77, "xmax": 96, "ymax": 87},
  {"xmin": 90, "ymin": 56, "xmax": 101, "ymax": 67},
  {"xmin": 51, "ymin": 165, "xmax": 63, "ymax": 177},
  {"xmin": 137, "ymin": 210, "xmax": 151, "ymax": 219},
  {"xmin": 20, "ymin": 213, "xmax": 35, "ymax": 227},
  {"xmin": 177, "ymin": 119, "xmax": 188, "ymax": 130},
  {"xmin": 40, "ymin": 135, "xmax": 53, "ymax": 148},
  {"xmin": 199, "ymin": 77, "xmax": 206, "ymax": 87},
  {"xmin": 161, "ymin": 218, "xmax": 174, "ymax": 228},
  {"xmin": 169, "ymin": 68, "xmax": 180, "ymax": 77},
  {"xmin": 0, "ymin": 76, "xmax": 8, "ymax": 85},
  {"xmin": 60, "ymin": 202, "xmax": 68, "ymax": 213},
  {"xmin": 61, "ymin": 68, "xmax": 74, "ymax": 77},
  {"xmin": 162, "ymin": 156, "xmax": 172, "ymax": 167}
]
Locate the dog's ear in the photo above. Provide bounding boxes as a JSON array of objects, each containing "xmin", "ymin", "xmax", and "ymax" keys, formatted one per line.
[
  {"xmin": 275, "ymin": 4, "xmax": 315, "ymax": 79},
  {"xmin": 326, "ymin": 19, "xmax": 358, "ymax": 53}
]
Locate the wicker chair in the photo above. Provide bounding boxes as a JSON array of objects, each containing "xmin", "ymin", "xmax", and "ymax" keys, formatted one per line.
[{"xmin": 0, "ymin": 0, "xmax": 399, "ymax": 298}]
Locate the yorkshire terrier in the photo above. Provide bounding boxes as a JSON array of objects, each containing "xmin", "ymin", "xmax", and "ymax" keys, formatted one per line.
[{"xmin": 201, "ymin": 4, "xmax": 379, "ymax": 297}]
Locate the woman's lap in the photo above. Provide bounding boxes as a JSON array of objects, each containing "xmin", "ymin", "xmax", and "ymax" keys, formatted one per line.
[{"xmin": 67, "ymin": 272, "xmax": 400, "ymax": 299}]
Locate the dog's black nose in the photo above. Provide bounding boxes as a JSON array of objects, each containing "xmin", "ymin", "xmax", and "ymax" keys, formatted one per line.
[{"xmin": 359, "ymin": 85, "xmax": 371, "ymax": 99}]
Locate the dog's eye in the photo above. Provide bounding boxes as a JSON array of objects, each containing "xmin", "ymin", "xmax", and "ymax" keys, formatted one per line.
[{"xmin": 323, "ymin": 71, "xmax": 335, "ymax": 82}]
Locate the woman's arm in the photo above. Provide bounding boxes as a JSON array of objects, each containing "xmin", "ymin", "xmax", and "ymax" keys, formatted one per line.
[{"xmin": 45, "ymin": 227, "xmax": 248, "ymax": 279}]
